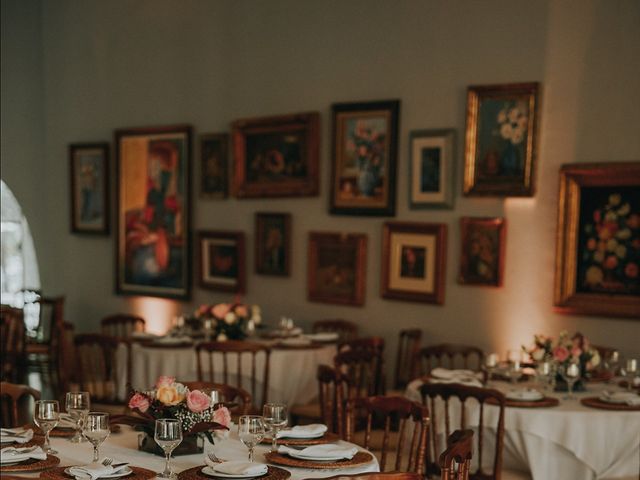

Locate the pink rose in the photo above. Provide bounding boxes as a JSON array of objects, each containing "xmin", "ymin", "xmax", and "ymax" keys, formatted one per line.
[
  {"xmin": 553, "ymin": 346, "xmax": 569, "ymax": 362},
  {"xmin": 186, "ymin": 390, "xmax": 211, "ymax": 413},
  {"xmin": 235, "ymin": 305, "xmax": 248, "ymax": 317},
  {"xmin": 128, "ymin": 393, "xmax": 150, "ymax": 413},
  {"xmin": 212, "ymin": 406, "xmax": 232, "ymax": 428},
  {"xmin": 211, "ymin": 303, "xmax": 231, "ymax": 319},
  {"xmin": 156, "ymin": 376, "xmax": 176, "ymax": 388}
]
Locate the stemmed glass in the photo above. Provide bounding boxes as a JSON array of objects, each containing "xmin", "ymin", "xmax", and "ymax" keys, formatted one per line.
[
  {"xmin": 483, "ymin": 353, "xmax": 499, "ymax": 384},
  {"xmin": 605, "ymin": 350, "xmax": 620, "ymax": 382},
  {"xmin": 536, "ymin": 361, "xmax": 553, "ymax": 393},
  {"xmin": 559, "ymin": 360, "xmax": 581, "ymax": 400},
  {"xmin": 83, "ymin": 412, "xmax": 110, "ymax": 463},
  {"xmin": 238, "ymin": 415, "xmax": 265, "ymax": 462},
  {"xmin": 155, "ymin": 419, "xmax": 182, "ymax": 479},
  {"xmin": 65, "ymin": 391, "xmax": 90, "ymax": 443},
  {"xmin": 34, "ymin": 400, "xmax": 60, "ymax": 454},
  {"xmin": 623, "ymin": 358, "xmax": 638, "ymax": 391},
  {"xmin": 263, "ymin": 403, "xmax": 288, "ymax": 452},
  {"xmin": 506, "ymin": 350, "xmax": 522, "ymax": 385}
]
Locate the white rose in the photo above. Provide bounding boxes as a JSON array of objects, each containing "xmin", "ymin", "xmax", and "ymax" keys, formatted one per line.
[
  {"xmin": 532, "ymin": 349, "xmax": 545, "ymax": 361},
  {"xmin": 497, "ymin": 109, "xmax": 507, "ymax": 124},
  {"xmin": 500, "ymin": 123, "xmax": 513, "ymax": 140},
  {"xmin": 508, "ymin": 107, "xmax": 520, "ymax": 123},
  {"xmin": 590, "ymin": 350, "xmax": 600, "ymax": 368},
  {"xmin": 224, "ymin": 312, "xmax": 236, "ymax": 324},
  {"xmin": 217, "ymin": 333, "xmax": 228, "ymax": 342}
]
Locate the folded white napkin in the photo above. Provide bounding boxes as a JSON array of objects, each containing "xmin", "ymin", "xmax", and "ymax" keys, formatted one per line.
[
  {"xmin": 277, "ymin": 424, "xmax": 327, "ymax": 439},
  {"xmin": 600, "ymin": 391, "xmax": 640, "ymax": 406},
  {"xmin": 506, "ymin": 388, "xmax": 544, "ymax": 401},
  {"xmin": 278, "ymin": 444, "xmax": 357, "ymax": 460},
  {"xmin": 429, "ymin": 368, "xmax": 483, "ymax": 387},
  {"xmin": 209, "ymin": 460, "xmax": 268, "ymax": 476},
  {"xmin": 69, "ymin": 461, "xmax": 129, "ymax": 480},
  {"xmin": 0, "ymin": 446, "xmax": 47, "ymax": 464},
  {"xmin": 0, "ymin": 428, "xmax": 34, "ymax": 444}
]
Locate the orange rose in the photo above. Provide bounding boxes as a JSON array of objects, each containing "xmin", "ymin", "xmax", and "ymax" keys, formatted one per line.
[{"xmin": 156, "ymin": 386, "xmax": 184, "ymax": 406}]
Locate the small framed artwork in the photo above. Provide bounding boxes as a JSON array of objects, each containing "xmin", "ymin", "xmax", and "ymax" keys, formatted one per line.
[
  {"xmin": 232, "ymin": 112, "xmax": 320, "ymax": 198},
  {"xmin": 458, "ymin": 217, "xmax": 506, "ymax": 287},
  {"xmin": 198, "ymin": 230, "xmax": 246, "ymax": 293},
  {"xmin": 255, "ymin": 212, "xmax": 291, "ymax": 276},
  {"xmin": 381, "ymin": 222, "xmax": 447, "ymax": 304},
  {"xmin": 409, "ymin": 129, "xmax": 455, "ymax": 209},
  {"xmin": 330, "ymin": 100, "xmax": 400, "ymax": 216},
  {"xmin": 554, "ymin": 162, "xmax": 640, "ymax": 318},
  {"xmin": 200, "ymin": 133, "xmax": 229, "ymax": 199},
  {"xmin": 463, "ymin": 82, "xmax": 541, "ymax": 196},
  {"xmin": 69, "ymin": 142, "xmax": 109, "ymax": 234},
  {"xmin": 115, "ymin": 125, "xmax": 192, "ymax": 299},
  {"xmin": 307, "ymin": 232, "xmax": 367, "ymax": 306}
]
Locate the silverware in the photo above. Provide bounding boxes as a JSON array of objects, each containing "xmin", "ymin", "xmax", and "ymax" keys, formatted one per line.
[
  {"xmin": 207, "ymin": 451, "xmax": 223, "ymax": 463},
  {"xmin": 102, "ymin": 457, "xmax": 113, "ymax": 466}
]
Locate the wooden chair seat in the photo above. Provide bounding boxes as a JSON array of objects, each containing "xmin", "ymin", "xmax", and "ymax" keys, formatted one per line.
[{"xmin": 0, "ymin": 382, "xmax": 41, "ymax": 428}]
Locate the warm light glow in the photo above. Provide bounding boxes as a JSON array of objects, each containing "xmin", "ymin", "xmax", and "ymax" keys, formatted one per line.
[{"xmin": 130, "ymin": 297, "xmax": 180, "ymax": 335}]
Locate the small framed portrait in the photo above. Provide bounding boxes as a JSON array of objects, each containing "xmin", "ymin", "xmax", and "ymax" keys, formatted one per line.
[
  {"xmin": 255, "ymin": 212, "xmax": 291, "ymax": 276},
  {"xmin": 330, "ymin": 100, "xmax": 400, "ymax": 216},
  {"xmin": 200, "ymin": 133, "xmax": 229, "ymax": 199},
  {"xmin": 554, "ymin": 162, "xmax": 640, "ymax": 318},
  {"xmin": 307, "ymin": 232, "xmax": 367, "ymax": 306},
  {"xmin": 381, "ymin": 222, "xmax": 447, "ymax": 304},
  {"xmin": 69, "ymin": 142, "xmax": 109, "ymax": 234},
  {"xmin": 232, "ymin": 112, "xmax": 320, "ymax": 198},
  {"xmin": 458, "ymin": 217, "xmax": 506, "ymax": 287},
  {"xmin": 463, "ymin": 82, "xmax": 541, "ymax": 196},
  {"xmin": 198, "ymin": 230, "xmax": 246, "ymax": 293},
  {"xmin": 409, "ymin": 129, "xmax": 455, "ymax": 209}
]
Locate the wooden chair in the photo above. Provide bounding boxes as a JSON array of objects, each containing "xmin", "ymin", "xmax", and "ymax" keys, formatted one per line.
[
  {"xmin": 419, "ymin": 383, "xmax": 505, "ymax": 480},
  {"xmin": 416, "ymin": 344, "xmax": 484, "ymax": 377},
  {"xmin": 440, "ymin": 430, "xmax": 474, "ymax": 480},
  {"xmin": 101, "ymin": 314, "xmax": 146, "ymax": 338},
  {"xmin": 0, "ymin": 382, "xmax": 40, "ymax": 428},
  {"xmin": 0, "ymin": 305, "xmax": 26, "ymax": 382},
  {"xmin": 182, "ymin": 381, "xmax": 251, "ymax": 415},
  {"xmin": 335, "ymin": 338, "xmax": 386, "ymax": 398},
  {"xmin": 24, "ymin": 296, "xmax": 65, "ymax": 382},
  {"xmin": 394, "ymin": 329, "xmax": 422, "ymax": 390},
  {"xmin": 345, "ymin": 396, "xmax": 429, "ymax": 473},
  {"xmin": 195, "ymin": 341, "xmax": 271, "ymax": 413},
  {"xmin": 313, "ymin": 319, "xmax": 358, "ymax": 342},
  {"xmin": 313, "ymin": 473, "xmax": 424, "ymax": 480}
]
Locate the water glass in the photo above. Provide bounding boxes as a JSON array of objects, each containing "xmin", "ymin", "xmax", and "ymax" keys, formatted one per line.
[
  {"xmin": 506, "ymin": 350, "xmax": 522, "ymax": 385},
  {"xmin": 34, "ymin": 400, "xmax": 60, "ymax": 454},
  {"xmin": 238, "ymin": 415, "xmax": 265, "ymax": 462},
  {"xmin": 155, "ymin": 419, "xmax": 183, "ymax": 479},
  {"xmin": 484, "ymin": 353, "xmax": 499, "ymax": 384},
  {"xmin": 605, "ymin": 350, "xmax": 620, "ymax": 380},
  {"xmin": 263, "ymin": 403, "xmax": 288, "ymax": 452},
  {"xmin": 560, "ymin": 361, "xmax": 581, "ymax": 400},
  {"xmin": 624, "ymin": 358, "xmax": 638, "ymax": 391},
  {"xmin": 65, "ymin": 391, "xmax": 90, "ymax": 443},
  {"xmin": 536, "ymin": 361, "xmax": 553, "ymax": 392},
  {"xmin": 83, "ymin": 412, "xmax": 110, "ymax": 462}
]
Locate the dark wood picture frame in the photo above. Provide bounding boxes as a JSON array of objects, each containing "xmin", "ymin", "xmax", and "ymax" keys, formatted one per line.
[
  {"xmin": 307, "ymin": 232, "xmax": 367, "ymax": 306},
  {"xmin": 255, "ymin": 212, "xmax": 291, "ymax": 276},
  {"xmin": 458, "ymin": 217, "xmax": 506, "ymax": 287},
  {"xmin": 198, "ymin": 230, "xmax": 246, "ymax": 293},
  {"xmin": 231, "ymin": 112, "xmax": 320, "ymax": 198},
  {"xmin": 381, "ymin": 222, "xmax": 447, "ymax": 304},
  {"xmin": 554, "ymin": 162, "xmax": 640, "ymax": 318},
  {"xmin": 409, "ymin": 129, "xmax": 456, "ymax": 209},
  {"xmin": 199, "ymin": 133, "xmax": 229, "ymax": 199},
  {"xmin": 330, "ymin": 99, "xmax": 400, "ymax": 216},
  {"xmin": 115, "ymin": 124, "xmax": 192, "ymax": 299},
  {"xmin": 69, "ymin": 142, "xmax": 110, "ymax": 234}
]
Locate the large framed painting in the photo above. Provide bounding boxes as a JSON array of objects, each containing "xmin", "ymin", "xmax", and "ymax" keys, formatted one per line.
[
  {"xmin": 231, "ymin": 112, "xmax": 320, "ymax": 198},
  {"xmin": 409, "ymin": 129, "xmax": 455, "ymax": 209},
  {"xmin": 458, "ymin": 217, "xmax": 506, "ymax": 287},
  {"xmin": 200, "ymin": 133, "xmax": 229, "ymax": 199},
  {"xmin": 307, "ymin": 232, "xmax": 367, "ymax": 306},
  {"xmin": 330, "ymin": 100, "xmax": 400, "ymax": 216},
  {"xmin": 198, "ymin": 230, "xmax": 246, "ymax": 293},
  {"xmin": 255, "ymin": 212, "xmax": 291, "ymax": 276},
  {"xmin": 381, "ymin": 222, "xmax": 447, "ymax": 304},
  {"xmin": 69, "ymin": 142, "xmax": 109, "ymax": 234},
  {"xmin": 554, "ymin": 162, "xmax": 640, "ymax": 318},
  {"xmin": 115, "ymin": 125, "xmax": 192, "ymax": 299},
  {"xmin": 463, "ymin": 82, "xmax": 540, "ymax": 196}
]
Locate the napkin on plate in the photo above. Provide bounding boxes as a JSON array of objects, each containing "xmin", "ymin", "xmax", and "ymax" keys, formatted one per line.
[
  {"xmin": 600, "ymin": 391, "xmax": 640, "ymax": 406},
  {"xmin": 0, "ymin": 428, "xmax": 34, "ymax": 444},
  {"xmin": 0, "ymin": 446, "xmax": 47, "ymax": 464},
  {"xmin": 429, "ymin": 368, "xmax": 483, "ymax": 387},
  {"xmin": 277, "ymin": 424, "xmax": 327, "ymax": 439},
  {"xmin": 208, "ymin": 460, "xmax": 268, "ymax": 476},
  {"xmin": 68, "ymin": 461, "xmax": 129, "ymax": 480},
  {"xmin": 506, "ymin": 388, "xmax": 544, "ymax": 401},
  {"xmin": 278, "ymin": 444, "xmax": 358, "ymax": 460}
]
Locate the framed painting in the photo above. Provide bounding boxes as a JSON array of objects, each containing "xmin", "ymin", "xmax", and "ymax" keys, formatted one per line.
[
  {"xmin": 381, "ymin": 222, "xmax": 447, "ymax": 304},
  {"xmin": 307, "ymin": 232, "xmax": 367, "ymax": 306},
  {"xmin": 330, "ymin": 100, "xmax": 400, "ymax": 216},
  {"xmin": 458, "ymin": 217, "xmax": 506, "ymax": 287},
  {"xmin": 69, "ymin": 142, "xmax": 109, "ymax": 234},
  {"xmin": 554, "ymin": 162, "xmax": 640, "ymax": 318},
  {"xmin": 198, "ymin": 230, "xmax": 246, "ymax": 293},
  {"xmin": 463, "ymin": 82, "xmax": 540, "ymax": 196},
  {"xmin": 115, "ymin": 125, "xmax": 192, "ymax": 299},
  {"xmin": 232, "ymin": 112, "xmax": 320, "ymax": 198},
  {"xmin": 200, "ymin": 133, "xmax": 229, "ymax": 199},
  {"xmin": 255, "ymin": 212, "xmax": 291, "ymax": 276},
  {"xmin": 409, "ymin": 129, "xmax": 455, "ymax": 209}
]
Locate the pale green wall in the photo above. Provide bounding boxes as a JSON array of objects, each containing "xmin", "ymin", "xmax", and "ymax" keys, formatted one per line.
[{"xmin": 2, "ymin": 1, "xmax": 639, "ymax": 366}]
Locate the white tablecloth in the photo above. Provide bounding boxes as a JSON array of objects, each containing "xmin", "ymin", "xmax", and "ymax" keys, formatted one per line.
[{"xmin": 405, "ymin": 379, "xmax": 640, "ymax": 480}]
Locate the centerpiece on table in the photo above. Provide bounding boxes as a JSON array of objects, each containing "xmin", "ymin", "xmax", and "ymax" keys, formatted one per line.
[{"xmin": 193, "ymin": 300, "xmax": 262, "ymax": 341}]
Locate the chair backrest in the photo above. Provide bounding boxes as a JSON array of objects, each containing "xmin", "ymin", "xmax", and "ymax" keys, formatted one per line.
[
  {"xmin": 0, "ymin": 305, "xmax": 25, "ymax": 381},
  {"xmin": 395, "ymin": 329, "xmax": 422, "ymax": 390},
  {"xmin": 416, "ymin": 344, "xmax": 484, "ymax": 377},
  {"xmin": 28, "ymin": 296, "xmax": 64, "ymax": 345},
  {"xmin": 317, "ymin": 473, "xmax": 424, "ymax": 480},
  {"xmin": 101, "ymin": 314, "xmax": 146, "ymax": 338},
  {"xmin": 182, "ymin": 381, "xmax": 252, "ymax": 415},
  {"xmin": 345, "ymin": 396, "xmax": 429, "ymax": 473},
  {"xmin": 317, "ymin": 364, "xmax": 349, "ymax": 435},
  {"xmin": 313, "ymin": 319, "xmax": 358, "ymax": 342},
  {"xmin": 0, "ymin": 382, "xmax": 40, "ymax": 427},
  {"xmin": 195, "ymin": 341, "xmax": 271, "ymax": 412},
  {"xmin": 335, "ymin": 337, "xmax": 386, "ymax": 397},
  {"xmin": 440, "ymin": 429, "xmax": 474, "ymax": 480},
  {"xmin": 419, "ymin": 383, "xmax": 505, "ymax": 480}
]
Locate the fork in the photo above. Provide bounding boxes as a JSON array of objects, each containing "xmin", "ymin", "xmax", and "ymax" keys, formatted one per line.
[
  {"xmin": 102, "ymin": 458, "xmax": 113, "ymax": 467},
  {"xmin": 207, "ymin": 451, "xmax": 223, "ymax": 463}
]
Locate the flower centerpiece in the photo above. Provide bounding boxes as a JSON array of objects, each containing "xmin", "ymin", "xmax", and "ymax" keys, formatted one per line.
[{"xmin": 194, "ymin": 300, "xmax": 262, "ymax": 341}]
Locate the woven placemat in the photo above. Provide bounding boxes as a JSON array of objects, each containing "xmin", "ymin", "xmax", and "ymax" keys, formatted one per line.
[
  {"xmin": 264, "ymin": 451, "xmax": 374, "ymax": 469},
  {"xmin": 178, "ymin": 465, "xmax": 291, "ymax": 480},
  {"xmin": 0, "ymin": 454, "xmax": 59, "ymax": 472},
  {"xmin": 580, "ymin": 396, "xmax": 640, "ymax": 411},
  {"xmin": 486, "ymin": 396, "xmax": 559, "ymax": 408},
  {"xmin": 262, "ymin": 432, "xmax": 341, "ymax": 446},
  {"xmin": 41, "ymin": 466, "xmax": 156, "ymax": 479}
]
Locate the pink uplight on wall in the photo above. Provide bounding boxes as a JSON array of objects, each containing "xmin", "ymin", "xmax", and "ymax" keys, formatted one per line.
[{"xmin": 130, "ymin": 297, "xmax": 180, "ymax": 335}]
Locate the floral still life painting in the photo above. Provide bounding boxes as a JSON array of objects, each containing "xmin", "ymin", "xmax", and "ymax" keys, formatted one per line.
[{"xmin": 458, "ymin": 217, "xmax": 506, "ymax": 287}]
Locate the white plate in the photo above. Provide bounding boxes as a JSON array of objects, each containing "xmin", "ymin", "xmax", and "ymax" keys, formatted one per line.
[
  {"xmin": 599, "ymin": 392, "xmax": 640, "ymax": 404},
  {"xmin": 278, "ymin": 431, "xmax": 325, "ymax": 439},
  {"xmin": 64, "ymin": 466, "xmax": 133, "ymax": 479},
  {"xmin": 201, "ymin": 466, "xmax": 268, "ymax": 478},
  {"xmin": 285, "ymin": 450, "xmax": 349, "ymax": 461},
  {"xmin": 506, "ymin": 389, "xmax": 544, "ymax": 401}
]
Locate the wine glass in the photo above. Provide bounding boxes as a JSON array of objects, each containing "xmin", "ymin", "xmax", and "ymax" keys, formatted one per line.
[
  {"xmin": 263, "ymin": 403, "xmax": 288, "ymax": 452},
  {"xmin": 65, "ymin": 391, "xmax": 90, "ymax": 443},
  {"xmin": 83, "ymin": 412, "xmax": 110, "ymax": 463},
  {"xmin": 34, "ymin": 400, "xmax": 60, "ymax": 454},
  {"xmin": 624, "ymin": 358, "xmax": 638, "ymax": 391},
  {"xmin": 483, "ymin": 353, "xmax": 499, "ymax": 384},
  {"xmin": 155, "ymin": 419, "xmax": 183, "ymax": 479},
  {"xmin": 605, "ymin": 350, "xmax": 620, "ymax": 381},
  {"xmin": 506, "ymin": 350, "xmax": 522, "ymax": 385},
  {"xmin": 536, "ymin": 361, "xmax": 553, "ymax": 393},
  {"xmin": 559, "ymin": 360, "xmax": 581, "ymax": 400},
  {"xmin": 238, "ymin": 415, "xmax": 265, "ymax": 462}
]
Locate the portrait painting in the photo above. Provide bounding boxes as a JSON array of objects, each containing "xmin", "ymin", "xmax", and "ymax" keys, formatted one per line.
[
  {"xmin": 331, "ymin": 100, "xmax": 400, "ymax": 216},
  {"xmin": 458, "ymin": 217, "xmax": 506, "ymax": 287},
  {"xmin": 409, "ymin": 129, "xmax": 455, "ymax": 209},
  {"xmin": 200, "ymin": 133, "xmax": 228, "ymax": 198},
  {"xmin": 307, "ymin": 232, "xmax": 367, "ymax": 306},
  {"xmin": 255, "ymin": 212, "xmax": 291, "ymax": 276},
  {"xmin": 115, "ymin": 125, "xmax": 191, "ymax": 299},
  {"xmin": 463, "ymin": 83, "xmax": 540, "ymax": 196},
  {"xmin": 70, "ymin": 143, "xmax": 109, "ymax": 234},
  {"xmin": 198, "ymin": 230, "xmax": 245, "ymax": 293}
]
